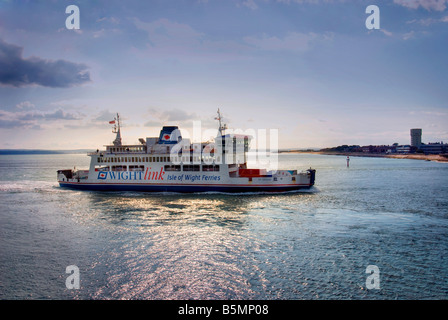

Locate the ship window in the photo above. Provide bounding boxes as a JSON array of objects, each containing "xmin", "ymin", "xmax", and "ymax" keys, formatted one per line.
[
  {"xmin": 129, "ymin": 165, "xmax": 144, "ymax": 171},
  {"xmin": 156, "ymin": 157, "xmax": 160, "ymax": 162},
  {"xmin": 292, "ymin": 177, "xmax": 296, "ymax": 182},
  {"xmin": 165, "ymin": 165, "xmax": 181, "ymax": 171},
  {"xmin": 112, "ymin": 165, "xmax": 126, "ymax": 172},
  {"xmin": 183, "ymin": 165, "xmax": 200, "ymax": 172},
  {"xmin": 202, "ymin": 165, "xmax": 220, "ymax": 172}
]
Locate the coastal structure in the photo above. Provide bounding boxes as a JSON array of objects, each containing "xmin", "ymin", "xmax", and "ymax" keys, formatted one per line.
[
  {"xmin": 411, "ymin": 128, "xmax": 422, "ymax": 148},
  {"xmin": 57, "ymin": 111, "xmax": 316, "ymax": 193},
  {"xmin": 419, "ymin": 142, "xmax": 448, "ymax": 154}
]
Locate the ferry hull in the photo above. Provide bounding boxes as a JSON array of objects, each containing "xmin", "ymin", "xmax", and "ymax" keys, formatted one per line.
[{"xmin": 58, "ymin": 182, "xmax": 314, "ymax": 193}]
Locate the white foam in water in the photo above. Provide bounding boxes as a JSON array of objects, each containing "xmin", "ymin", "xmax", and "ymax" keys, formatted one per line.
[{"xmin": 0, "ymin": 180, "xmax": 58, "ymax": 193}]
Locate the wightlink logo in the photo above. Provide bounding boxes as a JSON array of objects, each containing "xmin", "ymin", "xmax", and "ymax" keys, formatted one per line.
[{"xmin": 97, "ymin": 168, "xmax": 165, "ymax": 181}]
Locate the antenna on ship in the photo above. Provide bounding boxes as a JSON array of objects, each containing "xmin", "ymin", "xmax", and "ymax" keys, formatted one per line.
[
  {"xmin": 215, "ymin": 108, "xmax": 227, "ymax": 137},
  {"xmin": 110, "ymin": 113, "xmax": 122, "ymax": 146}
]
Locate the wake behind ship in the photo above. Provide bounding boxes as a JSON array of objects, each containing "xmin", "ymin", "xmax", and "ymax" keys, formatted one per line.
[{"xmin": 57, "ymin": 110, "xmax": 316, "ymax": 193}]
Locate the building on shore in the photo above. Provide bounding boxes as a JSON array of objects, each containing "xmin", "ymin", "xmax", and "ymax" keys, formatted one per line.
[
  {"xmin": 396, "ymin": 145, "xmax": 411, "ymax": 154},
  {"xmin": 419, "ymin": 142, "xmax": 448, "ymax": 155},
  {"xmin": 361, "ymin": 145, "xmax": 395, "ymax": 154},
  {"xmin": 410, "ymin": 128, "xmax": 422, "ymax": 148}
]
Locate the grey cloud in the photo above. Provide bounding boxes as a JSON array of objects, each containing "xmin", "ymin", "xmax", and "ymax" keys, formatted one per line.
[
  {"xmin": 94, "ymin": 110, "xmax": 117, "ymax": 122},
  {"xmin": 44, "ymin": 109, "xmax": 81, "ymax": 120},
  {"xmin": 16, "ymin": 109, "xmax": 82, "ymax": 121},
  {"xmin": 393, "ymin": 0, "xmax": 447, "ymax": 11},
  {"xmin": 161, "ymin": 109, "xmax": 198, "ymax": 122},
  {"xmin": 0, "ymin": 119, "xmax": 25, "ymax": 129},
  {"xmin": 0, "ymin": 108, "xmax": 84, "ymax": 129},
  {"xmin": 0, "ymin": 39, "xmax": 91, "ymax": 88}
]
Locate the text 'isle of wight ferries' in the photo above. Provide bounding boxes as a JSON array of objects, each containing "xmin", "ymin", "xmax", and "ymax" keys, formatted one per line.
[{"xmin": 98, "ymin": 168, "xmax": 221, "ymax": 182}]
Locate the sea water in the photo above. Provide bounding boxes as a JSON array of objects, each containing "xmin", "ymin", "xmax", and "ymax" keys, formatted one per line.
[{"xmin": 0, "ymin": 153, "xmax": 447, "ymax": 299}]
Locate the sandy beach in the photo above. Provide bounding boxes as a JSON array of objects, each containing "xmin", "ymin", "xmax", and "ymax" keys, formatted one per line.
[{"xmin": 279, "ymin": 150, "xmax": 448, "ymax": 163}]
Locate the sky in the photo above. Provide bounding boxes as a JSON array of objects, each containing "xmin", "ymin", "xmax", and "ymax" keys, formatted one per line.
[{"xmin": 0, "ymin": 0, "xmax": 447, "ymax": 150}]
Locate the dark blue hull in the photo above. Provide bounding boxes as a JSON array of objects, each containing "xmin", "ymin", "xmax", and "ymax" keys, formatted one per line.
[{"xmin": 58, "ymin": 182, "xmax": 313, "ymax": 193}]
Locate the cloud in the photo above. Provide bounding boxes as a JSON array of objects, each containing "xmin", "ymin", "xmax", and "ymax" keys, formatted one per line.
[
  {"xmin": 403, "ymin": 30, "xmax": 415, "ymax": 40},
  {"xmin": 163, "ymin": 109, "xmax": 199, "ymax": 121},
  {"xmin": 0, "ymin": 108, "xmax": 84, "ymax": 129},
  {"xmin": 240, "ymin": 0, "xmax": 259, "ymax": 10},
  {"xmin": 380, "ymin": 29, "xmax": 393, "ymax": 37},
  {"xmin": 407, "ymin": 15, "xmax": 448, "ymax": 25},
  {"xmin": 144, "ymin": 108, "xmax": 200, "ymax": 127},
  {"xmin": 0, "ymin": 39, "xmax": 91, "ymax": 88},
  {"xmin": 393, "ymin": 0, "xmax": 448, "ymax": 11},
  {"xmin": 15, "ymin": 101, "xmax": 35, "ymax": 110},
  {"xmin": 94, "ymin": 110, "xmax": 117, "ymax": 122}
]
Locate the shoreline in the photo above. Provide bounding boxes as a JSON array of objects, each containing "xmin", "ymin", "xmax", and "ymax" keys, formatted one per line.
[{"xmin": 279, "ymin": 150, "xmax": 448, "ymax": 163}]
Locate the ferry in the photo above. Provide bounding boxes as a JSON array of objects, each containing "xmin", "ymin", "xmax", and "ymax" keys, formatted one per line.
[{"xmin": 57, "ymin": 110, "xmax": 316, "ymax": 193}]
